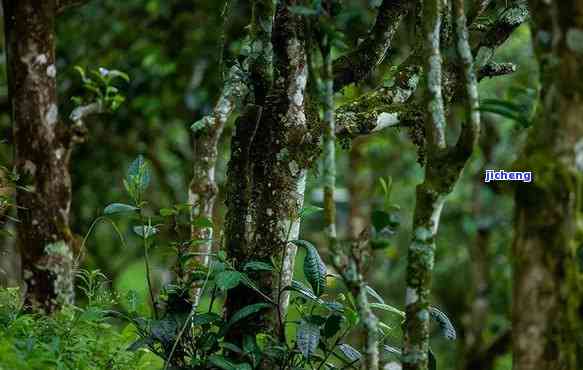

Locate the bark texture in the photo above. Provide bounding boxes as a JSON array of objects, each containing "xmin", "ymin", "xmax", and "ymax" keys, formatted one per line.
[
  {"xmin": 223, "ymin": 0, "xmax": 316, "ymax": 348},
  {"xmin": 188, "ymin": 0, "xmax": 270, "ymax": 305},
  {"xmin": 188, "ymin": 64, "xmax": 248, "ymax": 306},
  {"xmin": 512, "ymin": 1, "xmax": 583, "ymax": 369},
  {"xmin": 3, "ymin": 0, "xmax": 76, "ymax": 313},
  {"xmin": 403, "ymin": 0, "xmax": 480, "ymax": 368}
]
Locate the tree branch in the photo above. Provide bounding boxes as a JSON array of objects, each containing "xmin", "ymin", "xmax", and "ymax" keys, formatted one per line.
[
  {"xmin": 56, "ymin": 0, "xmax": 90, "ymax": 15},
  {"xmin": 68, "ymin": 102, "xmax": 104, "ymax": 143},
  {"xmin": 334, "ymin": 2, "xmax": 528, "ymax": 139},
  {"xmin": 474, "ymin": 1, "xmax": 529, "ymax": 69},
  {"xmin": 478, "ymin": 61, "xmax": 517, "ymax": 81},
  {"xmin": 332, "ymin": 0, "xmax": 410, "ymax": 91}
]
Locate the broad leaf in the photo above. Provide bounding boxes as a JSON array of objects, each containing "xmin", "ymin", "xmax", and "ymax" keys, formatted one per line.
[
  {"xmin": 104, "ymin": 203, "xmax": 138, "ymax": 215},
  {"xmin": 382, "ymin": 344, "xmax": 402, "ymax": 359},
  {"xmin": 127, "ymin": 155, "xmax": 151, "ymax": 192},
  {"xmin": 192, "ymin": 216, "xmax": 213, "ymax": 229},
  {"xmin": 292, "ymin": 240, "xmax": 326, "ymax": 297},
  {"xmin": 219, "ymin": 303, "xmax": 271, "ymax": 337},
  {"xmin": 242, "ymin": 261, "xmax": 274, "ymax": 272},
  {"xmin": 192, "ymin": 312, "xmax": 222, "ymax": 326},
  {"xmin": 336, "ymin": 343, "xmax": 361, "ymax": 362},
  {"xmin": 369, "ymin": 303, "xmax": 405, "ymax": 318},
  {"xmin": 297, "ymin": 320, "xmax": 320, "ymax": 359},
  {"xmin": 323, "ymin": 314, "xmax": 342, "ymax": 338},
  {"xmin": 365, "ymin": 285, "xmax": 385, "ymax": 304},
  {"xmin": 429, "ymin": 307, "xmax": 456, "ymax": 340},
  {"xmin": 215, "ymin": 271, "xmax": 242, "ymax": 291},
  {"xmin": 299, "ymin": 204, "xmax": 323, "ymax": 219},
  {"xmin": 208, "ymin": 355, "xmax": 236, "ymax": 370}
]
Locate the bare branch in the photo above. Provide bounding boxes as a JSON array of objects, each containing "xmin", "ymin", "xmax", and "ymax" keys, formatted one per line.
[
  {"xmin": 332, "ymin": 0, "xmax": 410, "ymax": 91},
  {"xmin": 423, "ymin": 0, "xmax": 446, "ymax": 151},
  {"xmin": 334, "ymin": 1, "xmax": 528, "ymax": 140},
  {"xmin": 69, "ymin": 101, "xmax": 104, "ymax": 126},
  {"xmin": 67, "ymin": 102, "xmax": 104, "ymax": 143},
  {"xmin": 57, "ymin": 0, "xmax": 90, "ymax": 15},
  {"xmin": 474, "ymin": 1, "xmax": 529, "ymax": 69},
  {"xmin": 454, "ymin": 0, "xmax": 481, "ymax": 156},
  {"xmin": 478, "ymin": 61, "xmax": 517, "ymax": 80}
]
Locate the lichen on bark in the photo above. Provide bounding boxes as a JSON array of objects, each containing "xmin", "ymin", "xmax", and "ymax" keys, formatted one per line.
[
  {"xmin": 3, "ymin": 0, "xmax": 79, "ymax": 313},
  {"xmin": 403, "ymin": 0, "xmax": 480, "ymax": 368}
]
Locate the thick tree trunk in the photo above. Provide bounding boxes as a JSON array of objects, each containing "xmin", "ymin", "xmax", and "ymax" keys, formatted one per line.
[
  {"xmin": 512, "ymin": 1, "xmax": 583, "ymax": 369},
  {"xmin": 223, "ymin": 0, "xmax": 315, "ymax": 350},
  {"xmin": 3, "ymin": 0, "xmax": 76, "ymax": 313}
]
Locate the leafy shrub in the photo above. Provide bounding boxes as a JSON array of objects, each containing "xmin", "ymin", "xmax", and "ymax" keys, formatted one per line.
[{"xmin": 0, "ymin": 278, "xmax": 162, "ymax": 370}]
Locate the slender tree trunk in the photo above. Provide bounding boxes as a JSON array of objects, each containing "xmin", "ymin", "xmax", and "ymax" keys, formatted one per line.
[
  {"xmin": 188, "ymin": 0, "xmax": 271, "ymax": 305},
  {"xmin": 403, "ymin": 1, "xmax": 480, "ymax": 368},
  {"xmin": 188, "ymin": 64, "xmax": 248, "ymax": 306},
  {"xmin": 512, "ymin": 1, "xmax": 583, "ymax": 369},
  {"xmin": 3, "ymin": 0, "xmax": 76, "ymax": 313},
  {"xmin": 347, "ymin": 139, "xmax": 371, "ymax": 240}
]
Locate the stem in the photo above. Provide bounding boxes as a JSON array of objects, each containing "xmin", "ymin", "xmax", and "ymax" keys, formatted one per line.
[{"xmin": 141, "ymin": 214, "xmax": 158, "ymax": 320}]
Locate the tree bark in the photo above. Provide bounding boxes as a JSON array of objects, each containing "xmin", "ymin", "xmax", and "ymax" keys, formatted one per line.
[
  {"xmin": 223, "ymin": 0, "xmax": 316, "ymax": 348},
  {"xmin": 512, "ymin": 1, "xmax": 583, "ymax": 369},
  {"xmin": 403, "ymin": 0, "xmax": 480, "ymax": 368},
  {"xmin": 3, "ymin": 0, "xmax": 76, "ymax": 313}
]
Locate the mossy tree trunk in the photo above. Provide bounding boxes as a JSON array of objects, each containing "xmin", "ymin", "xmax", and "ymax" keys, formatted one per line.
[
  {"xmin": 512, "ymin": 1, "xmax": 583, "ymax": 369},
  {"xmin": 3, "ymin": 0, "xmax": 82, "ymax": 313},
  {"xmin": 403, "ymin": 0, "xmax": 480, "ymax": 368},
  {"xmin": 223, "ymin": 0, "xmax": 315, "ymax": 348}
]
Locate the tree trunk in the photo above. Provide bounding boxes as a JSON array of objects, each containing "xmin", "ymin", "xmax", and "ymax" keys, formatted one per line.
[
  {"xmin": 223, "ymin": 0, "xmax": 316, "ymax": 348},
  {"xmin": 3, "ymin": 0, "xmax": 76, "ymax": 313},
  {"xmin": 512, "ymin": 1, "xmax": 583, "ymax": 369}
]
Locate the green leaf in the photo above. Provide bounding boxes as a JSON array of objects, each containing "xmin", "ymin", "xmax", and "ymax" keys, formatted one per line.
[
  {"xmin": 429, "ymin": 307, "xmax": 456, "ymax": 340},
  {"xmin": 192, "ymin": 216, "xmax": 213, "ymax": 229},
  {"xmin": 336, "ymin": 343, "xmax": 361, "ymax": 362},
  {"xmin": 159, "ymin": 208, "xmax": 177, "ymax": 217},
  {"xmin": 215, "ymin": 271, "xmax": 242, "ymax": 291},
  {"xmin": 127, "ymin": 337, "xmax": 153, "ymax": 352},
  {"xmin": 219, "ymin": 303, "xmax": 271, "ymax": 337},
  {"xmin": 299, "ymin": 205, "xmax": 323, "ymax": 219},
  {"xmin": 243, "ymin": 261, "xmax": 273, "ymax": 271},
  {"xmin": 429, "ymin": 349, "xmax": 437, "ymax": 370},
  {"xmin": 208, "ymin": 355, "xmax": 236, "ymax": 370},
  {"xmin": 104, "ymin": 203, "xmax": 139, "ymax": 215},
  {"xmin": 297, "ymin": 320, "xmax": 320, "ymax": 359},
  {"xmin": 127, "ymin": 155, "xmax": 152, "ymax": 193},
  {"xmin": 323, "ymin": 314, "xmax": 342, "ymax": 338},
  {"xmin": 133, "ymin": 225, "xmax": 158, "ymax": 239},
  {"xmin": 107, "ymin": 69, "xmax": 130, "ymax": 83},
  {"xmin": 369, "ymin": 303, "xmax": 405, "ymax": 318},
  {"xmin": 192, "ymin": 312, "xmax": 222, "ymax": 326},
  {"xmin": 285, "ymin": 280, "xmax": 320, "ymax": 302},
  {"xmin": 371, "ymin": 210, "xmax": 400, "ymax": 231},
  {"xmin": 292, "ymin": 240, "xmax": 327, "ymax": 297},
  {"xmin": 242, "ymin": 261, "xmax": 274, "ymax": 272},
  {"xmin": 239, "ymin": 273, "xmax": 270, "ymax": 300},
  {"xmin": 365, "ymin": 285, "xmax": 385, "ymax": 304},
  {"xmin": 382, "ymin": 344, "xmax": 402, "ymax": 359}
]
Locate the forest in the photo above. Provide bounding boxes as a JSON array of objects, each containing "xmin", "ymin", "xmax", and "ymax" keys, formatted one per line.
[{"xmin": 0, "ymin": 0, "xmax": 581, "ymax": 369}]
